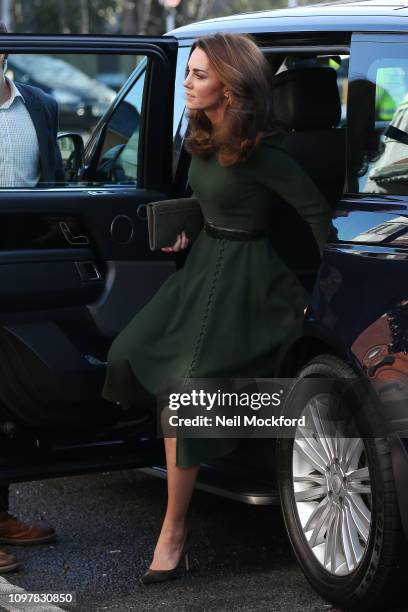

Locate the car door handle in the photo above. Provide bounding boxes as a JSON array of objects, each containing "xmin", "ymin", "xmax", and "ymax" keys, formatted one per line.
[
  {"xmin": 75, "ymin": 260, "xmax": 102, "ymax": 281},
  {"xmin": 59, "ymin": 222, "xmax": 90, "ymax": 245}
]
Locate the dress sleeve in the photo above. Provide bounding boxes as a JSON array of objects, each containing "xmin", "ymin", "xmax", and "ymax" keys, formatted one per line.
[{"xmin": 255, "ymin": 144, "xmax": 333, "ymax": 254}]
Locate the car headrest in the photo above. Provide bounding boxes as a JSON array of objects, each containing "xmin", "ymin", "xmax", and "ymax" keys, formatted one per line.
[{"xmin": 272, "ymin": 67, "xmax": 342, "ymax": 130}]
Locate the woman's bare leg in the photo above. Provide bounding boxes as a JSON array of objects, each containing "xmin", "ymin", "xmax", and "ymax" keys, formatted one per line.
[{"xmin": 148, "ymin": 408, "xmax": 199, "ymax": 571}]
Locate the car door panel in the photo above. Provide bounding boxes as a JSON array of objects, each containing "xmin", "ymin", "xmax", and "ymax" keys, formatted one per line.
[
  {"xmin": 0, "ymin": 195, "xmax": 176, "ymax": 425},
  {"xmin": 0, "ymin": 189, "xmax": 177, "ymax": 432},
  {"xmin": 0, "ymin": 189, "xmax": 175, "ymax": 312}
]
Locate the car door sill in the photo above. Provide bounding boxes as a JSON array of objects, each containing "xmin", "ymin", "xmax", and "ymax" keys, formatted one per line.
[{"xmin": 139, "ymin": 466, "xmax": 279, "ymax": 506}]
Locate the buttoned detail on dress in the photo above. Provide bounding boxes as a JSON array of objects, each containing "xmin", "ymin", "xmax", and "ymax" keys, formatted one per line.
[{"xmin": 186, "ymin": 238, "xmax": 226, "ymax": 380}]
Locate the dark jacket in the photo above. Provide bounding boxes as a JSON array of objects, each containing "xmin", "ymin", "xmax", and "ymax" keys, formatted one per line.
[{"xmin": 15, "ymin": 82, "xmax": 65, "ymax": 187}]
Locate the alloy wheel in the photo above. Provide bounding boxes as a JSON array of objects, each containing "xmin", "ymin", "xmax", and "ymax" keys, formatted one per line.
[{"xmin": 292, "ymin": 392, "xmax": 372, "ymax": 576}]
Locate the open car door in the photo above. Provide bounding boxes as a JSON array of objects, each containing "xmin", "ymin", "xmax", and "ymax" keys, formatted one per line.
[{"xmin": 0, "ymin": 34, "xmax": 179, "ymax": 480}]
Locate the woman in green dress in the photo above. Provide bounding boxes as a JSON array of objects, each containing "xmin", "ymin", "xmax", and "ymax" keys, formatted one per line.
[{"xmin": 102, "ymin": 32, "xmax": 332, "ymax": 584}]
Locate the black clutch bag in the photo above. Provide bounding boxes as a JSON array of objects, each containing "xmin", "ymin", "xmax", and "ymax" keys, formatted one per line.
[{"xmin": 146, "ymin": 196, "xmax": 204, "ymax": 251}]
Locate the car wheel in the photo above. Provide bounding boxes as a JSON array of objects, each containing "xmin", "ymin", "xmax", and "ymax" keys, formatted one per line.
[{"xmin": 277, "ymin": 354, "xmax": 404, "ymax": 611}]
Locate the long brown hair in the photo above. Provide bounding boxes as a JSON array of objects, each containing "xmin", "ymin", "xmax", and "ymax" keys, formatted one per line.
[{"xmin": 184, "ymin": 32, "xmax": 285, "ymax": 167}]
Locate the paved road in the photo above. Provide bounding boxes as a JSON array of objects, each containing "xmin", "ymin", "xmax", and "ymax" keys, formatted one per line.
[{"xmin": 0, "ymin": 470, "xmax": 347, "ymax": 611}]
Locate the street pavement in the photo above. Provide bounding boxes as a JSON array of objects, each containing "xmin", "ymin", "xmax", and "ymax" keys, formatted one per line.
[{"xmin": 0, "ymin": 469, "xmax": 347, "ymax": 611}]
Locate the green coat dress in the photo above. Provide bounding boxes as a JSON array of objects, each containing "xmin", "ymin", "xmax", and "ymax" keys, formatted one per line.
[{"xmin": 101, "ymin": 134, "xmax": 332, "ymax": 468}]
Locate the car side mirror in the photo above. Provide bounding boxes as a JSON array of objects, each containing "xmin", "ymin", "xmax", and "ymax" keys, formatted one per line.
[{"xmin": 57, "ymin": 132, "xmax": 85, "ymax": 181}]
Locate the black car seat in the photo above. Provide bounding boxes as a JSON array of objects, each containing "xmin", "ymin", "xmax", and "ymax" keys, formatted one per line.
[{"xmin": 272, "ymin": 66, "xmax": 346, "ymax": 205}]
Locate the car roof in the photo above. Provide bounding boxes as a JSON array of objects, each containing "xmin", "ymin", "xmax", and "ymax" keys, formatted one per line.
[{"xmin": 166, "ymin": 0, "xmax": 408, "ymax": 40}]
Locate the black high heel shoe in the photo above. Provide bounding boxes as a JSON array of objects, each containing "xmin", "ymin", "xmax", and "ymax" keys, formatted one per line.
[{"xmin": 140, "ymin": 528, "xmax": 192, "ymax": 585}]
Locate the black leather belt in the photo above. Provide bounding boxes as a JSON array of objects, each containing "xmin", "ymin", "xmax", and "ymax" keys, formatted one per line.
[{"xmin": 203, "ymin": 221, "xmax": 267, "ymax": 241}]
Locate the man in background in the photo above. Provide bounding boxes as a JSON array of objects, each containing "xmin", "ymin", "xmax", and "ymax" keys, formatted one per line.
[
  {"xmin": 0, "ymin": 22, "xmax": 64, "ymax": 188},
  {"xmin": 0, "ymin": 21, "xmax": 63, "ymax": 573}
]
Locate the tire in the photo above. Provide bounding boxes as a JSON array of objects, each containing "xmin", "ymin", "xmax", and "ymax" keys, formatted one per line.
[{"xmin": 277, "ymin": 354, "xmax": 404, "ymax": 611}]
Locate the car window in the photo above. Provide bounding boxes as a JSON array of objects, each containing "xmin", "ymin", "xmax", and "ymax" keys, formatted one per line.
[
  {"xmin": 348, "ymin": 42, "xmax": 408, "ymax": 195},
  {"xmin": 2, "ymin": 53, "xmax": 141, "ymax": 189}
]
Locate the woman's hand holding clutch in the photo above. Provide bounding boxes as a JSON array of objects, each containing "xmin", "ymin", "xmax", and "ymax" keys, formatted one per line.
[
  {"xmin": 146, "ymin": 197, "xmax": 202, "ymax": 251},
  {"xmin": 161, "ymin": 231, "xmax": 190, "ymax": 253}
]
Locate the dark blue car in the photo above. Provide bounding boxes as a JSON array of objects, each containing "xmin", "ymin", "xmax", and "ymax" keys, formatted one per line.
[{"xmin": 0, "ymin": 2, "xmax": 407, "ymax": 609}]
